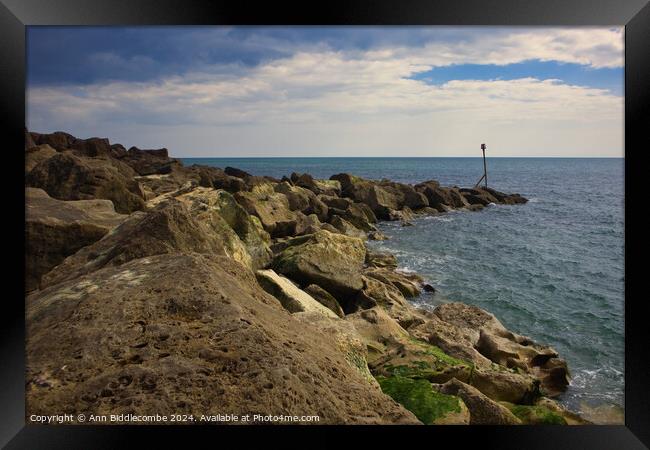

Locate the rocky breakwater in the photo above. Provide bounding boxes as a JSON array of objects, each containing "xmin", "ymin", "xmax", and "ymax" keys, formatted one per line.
[{"xmin": 25, "ymin": 130, "xmax": 584, "ymax": 425}]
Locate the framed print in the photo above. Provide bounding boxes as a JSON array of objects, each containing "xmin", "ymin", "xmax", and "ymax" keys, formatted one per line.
[{"xmin": 1, "ymin": 0, "xmax": 648, "ymax": 448}]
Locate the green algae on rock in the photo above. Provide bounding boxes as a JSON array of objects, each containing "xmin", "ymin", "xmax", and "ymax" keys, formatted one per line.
[{"xmin": 376, "ymin": 375, "xmax": 466, "ymax": 424}]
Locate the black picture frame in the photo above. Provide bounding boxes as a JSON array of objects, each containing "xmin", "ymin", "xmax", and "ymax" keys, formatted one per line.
[{"xmin": 2, "ymin": 0, "xmax": 648, "ymax": 448}]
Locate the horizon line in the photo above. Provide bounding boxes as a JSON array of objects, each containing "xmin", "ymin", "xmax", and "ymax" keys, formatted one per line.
[{"xmin": 177, "ymin": 155, "xmax": 625, "ymax": 159}]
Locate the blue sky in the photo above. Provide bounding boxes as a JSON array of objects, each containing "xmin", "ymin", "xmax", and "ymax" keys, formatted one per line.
[{"xmin": 26, "ymin": 26, "xmax": 624, "ymax": 157}]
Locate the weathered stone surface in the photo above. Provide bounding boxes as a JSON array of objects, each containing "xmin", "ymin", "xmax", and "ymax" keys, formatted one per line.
[
  {"xmin": 41, "ymin": 200, "xmax": 252, "ymax": 288},
  {"xmin": 329, "ymin": 215, "xmax": 367, "ymax": 240},
  {"xmin": 304, "ymin": 284, "xmax": 345, "ymax": 318},
  {"xmin": 272, "ymin": 230, "xmax": 366, "ymax": 298},
  {"xmin": 438, "ymin": 379, "xmax": 522, "ymax": 425},
  {"xmin": 27, "ymin": 253, "xmax": 418, "ymax": 424},
  {"xmin": 364, "ymin": 268, "xmax": 422, "ymax": 298},
  {"xmin": 234, "ymin": 186, "xmax": 303, "ymax": 238},
  {"xmin": 30, "ymin": 131, "xmax": 76, "ymax": 151},
  {"xmin": 25, "ymin": 144, "xmax": 57, "ymax": 175},
  {"xmin": 433, "ymin": 302, "xmax": 569, "ymax": 397},
  {"xmin": 368, "ymin": 230, "xmax": 389, "ymax": 241},
  {"xmin": 27, "ymin": 152, "xmax": 146, "ymax": 214},
  {"xmin": 117, "ymin": 147, "xmax": 180, "ymax": 176},
  {"xmin": 365, "ymin": 250, "xmax": 398, "ymax": 269},
  {"xmin": 166, "ymin": 187, "xmax": 272, "ymax": 269},
  {"xmin": 25, "ymin": 188, "xmax": 127, "ymax": 292},
  {"xmin": 224, "ymin": 166, "xmax": 252, "ymax": 178},
  {"xmin": 256, "ymin": 269, "xmax": 338, "ymax": 318},
  {"xmin": 274, "ymin": 182, "xmax": 329, "ymax": 222}
]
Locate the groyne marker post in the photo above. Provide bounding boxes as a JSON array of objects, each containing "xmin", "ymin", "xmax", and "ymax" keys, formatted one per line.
[
  {"xmin": 481, "ymin": 143, "xmax": 488, "ymax": 188},
  {"xmin": 474, "ymin": 143, "xmax": 488, "ymax": 189}
]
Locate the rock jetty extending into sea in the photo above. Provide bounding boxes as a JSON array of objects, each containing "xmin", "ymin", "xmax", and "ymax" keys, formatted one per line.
[{"xmin": 25, "ymin": 130, "xmax": 587, "ymax": 425}]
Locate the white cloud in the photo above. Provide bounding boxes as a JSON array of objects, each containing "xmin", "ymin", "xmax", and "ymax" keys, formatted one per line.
[{"xmin": 27, "ymin": 27, "xmax": 623, "ymax": 157}]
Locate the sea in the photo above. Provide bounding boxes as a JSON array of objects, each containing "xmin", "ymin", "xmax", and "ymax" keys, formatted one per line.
[{"xmin": 182, "ymin": 157, "xmax": 625, "ymax": 413}]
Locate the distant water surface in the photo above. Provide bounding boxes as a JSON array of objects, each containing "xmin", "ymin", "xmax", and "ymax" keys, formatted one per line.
[{"xmin": 182, "ymin": 157, "xmax": 625, "ymax": 413}]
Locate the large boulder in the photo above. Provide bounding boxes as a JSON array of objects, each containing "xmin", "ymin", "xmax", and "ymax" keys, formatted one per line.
[
  {"xmin": 164, "ymin": 187, "xmax": 272, "ymax": 269},
  {"xmin": 26, "ymin": 253, "xmax": 419, "ymax": 424},
  {"xmin": 329, "ymin": 216, "xmax": 367, "ymax": 240},
  {"xmin": 25, "ymin": 188, "xmax": 127, "ymax": 292},
  {"xmin": 303, "ymin": 284, "xmax": 345, "ymax": 318},
  {"xmin": 274, "ymin": 182, "xmax": 329, "ymax": 222},
  {"xmin": 117, "ymin": 146, "xmax": 180, "ymax": 176},
  {"xmin": 330, "ymin": 174, "xmax": 400, "ymax": 220},
  {"xmin": 234, "ymin": 184, "xmax": 303, "ymax": 238},
  {"xmin": 272, "ymin": 230, "xmax": 366, "ymax": 298},
  {"xmin": 256, "ymin": 270, "xmax": 338, "ymax": 318},
  {"xmin": 187, "ymin": 166, "xmax": 247, "ymax": 193},
  {"xmin": 26, "ymin": 152, "xmax": 146, "ymax": 214},
  {"xmin": 437, "ymin": 379, "xmax": 521, "ymax": 425},
  {"xmin": 30, "ymin": 131, "xmax": 76, "ymax": 151},
  {"xmin": 40, "ymin": 200, "xmax": 252, "ymax": 288},
  {"xmin": 25, "ymin": 144, "xmax": 57, "ymax": 175},
  {"xmin": 432, "ymin": 303, "xmax": 568, "ymax": 397},
  {"xmin": 363, "ymin": 267, "xmax": 422, "ymax": 298}
]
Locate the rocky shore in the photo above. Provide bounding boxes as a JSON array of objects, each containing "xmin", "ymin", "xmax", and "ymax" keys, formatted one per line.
[{"xmin": 25, "ymin": 130, "xmax": 588, "ymax": 425}]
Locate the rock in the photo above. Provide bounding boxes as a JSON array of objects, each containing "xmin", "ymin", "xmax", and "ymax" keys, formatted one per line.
[
  {"xmin": 69, "ymin": 137, "xmax": 112, "ymax": 157},
  {"xmin": 438, "ymin": 379, "xmax": 522, "ymax": 425},
  {"xmin": 377, "ymin": 376, "xmax": 469, "ymax": 424},
  {"xmin": 364, "ymin": 268, "xmax": 421, "ymax": 298},
  {"xmin": 25, "ymin": 144, "xmax": 57, "ymax": 175},
  {"xmin": 330, "ymin": 173, "xmax": 400, "ymax": 219},
  {"xmin": 40, "ymin": 200, "xmax": 252, "ymax": 288},
  {"xmin": 304, "ymin": 284, "xmax": 345, "ymax": 318},
  {"xmin": 378, "ymin": 180, "xmax": 429, "ymax": 210},
  {"xmin": 118, "ymin": 146, "xmax": 180, "ymax": 176},
  {"xmin": 256, "ymin": 270, "xmax": 338, "ymax": 318},
  {"xmin": 352, "ymin": 276, "xmax": 416, "ymax": 325},
  {"xmin": 30, "ymin": 131, "xmax": 76, "ymax": 150},
  {"xmin": 365, "ymin": 251, "xmax": 397, "ymax": 269},
  {"xmin": 167, "ymin": 187, "xmax": 273, "ymax": 269},
  {"xmin": 502, "ymin": 401, "xmax": 568, "ymax": 425},
  {"xmin": 414, "ymin": 183, "xmax": 476, "ymax": 211},
  {"xmin": 25, "ymin": 188, "xmax": 127, "ymax": 292},
  {"xmin": 25, "ymin": 128, "xmax": 37, "ymax": 150},
  {"xmin": 434, "ymin": 302, "xmax": 569, "ymax": 397},
  {"xmin": 329, "ymin": 215, "xmax": 367, "ymax": 240},
  {"xmin": 319, "ymin": 195, "xmax": 352, "ymax": 211},
  {"xmin": 274, "ymin": 182, "xmax": 329, "ymax": 222},
  {"xmin": 483, "ymin": 187, "xmax": 528, "ymax": 204},
  {"xmin": 272, "ymin": 230, "xmax": 366, "ymax": 298},
  {"xmin": 422, "ymin": 283, "xmax": 436, "ymax": 293},
  {"xmin": 224, "ymin": 166, "xmax": 252, "ymax": 178},
  {"xmin": 387, "ymin": 206, "xmax": 415, "ymax": 222},
  {"xmin": 199, "ymin": 167, "xmax": 247, "ymax": 193},
  {"xmin": 234, "ymin": 187, "xmax": 302, "ymax": 238},
  {"xmin": 368, "ymin": 230, "xmax": 389, "ymax": 241},
  {"xmin": 27, "ymin": 253, "xmax": 419, "ymax": 424},
  {"xmin": 208, "ymin": 190, "xmax": 272, "ymax": 268},
  {"xmin": 293, "ymin": 311, "xmax": 375, "ymax": 384},
  {"xmin": 26, "ymin": 152, "xmax": 146, "ymax": 214}
]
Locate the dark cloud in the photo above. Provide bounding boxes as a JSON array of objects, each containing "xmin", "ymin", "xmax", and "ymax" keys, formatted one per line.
[{"xmin": 27, "ymin": 26, "xmax": 508, "ymax": 86}]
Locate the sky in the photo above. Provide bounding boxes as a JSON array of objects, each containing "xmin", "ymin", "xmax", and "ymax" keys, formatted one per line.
[{"xmin": 26, "ymin": 26, "xmax": 624, "ymax": 157}]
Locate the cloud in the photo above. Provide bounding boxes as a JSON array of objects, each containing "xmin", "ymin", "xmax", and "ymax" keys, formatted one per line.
[{"xmin": 26, "ymin": 27, "xmax": 623, "ymax": 156}]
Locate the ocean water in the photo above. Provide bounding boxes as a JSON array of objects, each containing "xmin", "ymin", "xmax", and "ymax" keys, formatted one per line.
[{"xmin": 182, "ymin": 157, "xmax": 625, "ymax": 412}]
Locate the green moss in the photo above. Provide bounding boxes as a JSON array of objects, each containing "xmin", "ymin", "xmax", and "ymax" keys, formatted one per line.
[
  {"xmin": 377, "ymin": 375, "xmax": 461, "ymax": 424},
  {"xmin": 408, "ymin": 338, "xmax": 472, "ymax": 368},
  {"xmin": 508, "ymin": 405, "xmax": 567, "ymax": 425}
]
